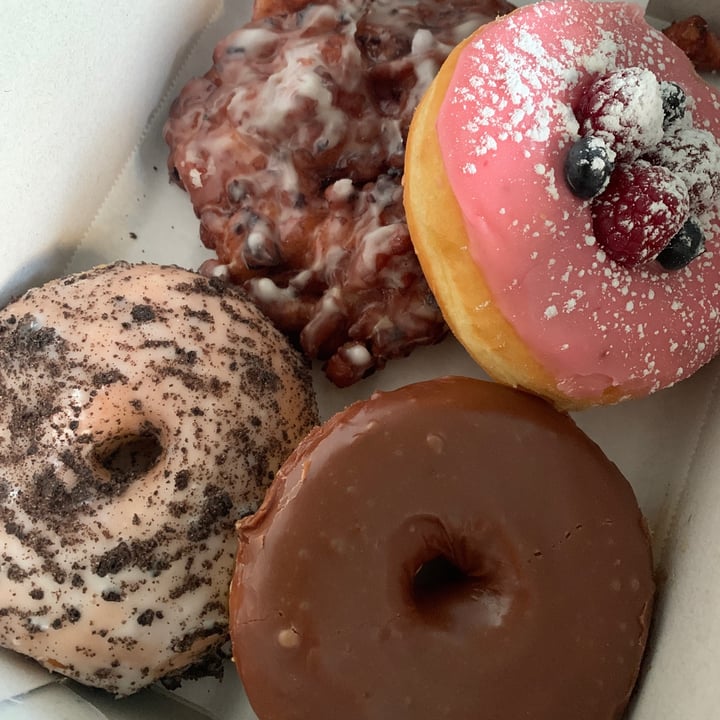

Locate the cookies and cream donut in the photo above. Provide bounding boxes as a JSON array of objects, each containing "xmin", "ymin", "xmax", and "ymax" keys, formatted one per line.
[
  {"xmin": 229, "ymin": 376, "xmax": 654, "ymax": 720},
  {"xmin": 404, "ymin": 0, "xmax": 720, "ymax": 409},
  {"xmin": 0, "ymin": 262, "xmax": 318, "ymax": 695},
  {"xmin": 163, "ymin": 0, "xmax": 513, "ymax": 386}
]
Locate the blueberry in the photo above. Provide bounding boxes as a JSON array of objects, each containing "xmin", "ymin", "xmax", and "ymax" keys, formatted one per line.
[
  {"xmin": 656, "ymin": 218, "xmax": 705, "ymax": 270},
  {"xmin": 659, "ymin": 81, "xmax": 686, "ymax": 130},
  {"xmin": 564, "ymin": 135, "xmax": 615, "ymax": 200}
]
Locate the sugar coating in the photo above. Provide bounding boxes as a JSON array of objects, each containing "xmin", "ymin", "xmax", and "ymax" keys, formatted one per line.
[
  {"xmin": 579, "ymin": 67, "xmax": 665, "ymax": 160},
  {"xmin": 438, "ymin": 0, "xmax": 720, "ymax": 400}
]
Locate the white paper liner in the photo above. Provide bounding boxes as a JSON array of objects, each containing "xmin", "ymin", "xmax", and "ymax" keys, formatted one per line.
[
  {"xmin": 631, "ymin": 369, "xmax": 720, "ymax": 716},
  {"xmin": 0, "ymin": 682, "xmax": 214, "ymax": 720},
  {"xmin": 0, "ymin": 648, "xmax": 56, "ymax": 704},
  {"xmin": 0, "ymin": 0, "xmax": 716, "ymax": 717}
]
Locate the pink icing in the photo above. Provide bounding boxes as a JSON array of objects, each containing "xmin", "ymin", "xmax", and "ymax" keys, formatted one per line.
[{"xmin": 436, "ymin": 0, "xmax": 720, "ymax": 401}]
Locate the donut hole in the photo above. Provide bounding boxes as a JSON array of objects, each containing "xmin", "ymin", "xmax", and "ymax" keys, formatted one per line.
[
  {"xmin": 412, "ymin": 553, "xmax": 482, "ymax": 610},
  {"xmin": 395, "ymin": 518, "xmax": 516, "ymax": 628},
  {"xmin": 409, "ymin": 547, "xmax": 513, "ymax": 629},
  {"xmin": 93, "ymin": 431, "xmax": 163, "ymax": 487}
]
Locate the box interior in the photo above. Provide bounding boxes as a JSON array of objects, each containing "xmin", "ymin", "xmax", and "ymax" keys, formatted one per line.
[{"xmin": 1, "ymin": 0, "xmax": 719, "ymax": 717}]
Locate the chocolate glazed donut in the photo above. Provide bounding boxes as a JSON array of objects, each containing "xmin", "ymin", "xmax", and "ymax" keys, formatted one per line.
[{"xmin": 229, "ymin": 377, "xmax": 655, "ymax": 720}]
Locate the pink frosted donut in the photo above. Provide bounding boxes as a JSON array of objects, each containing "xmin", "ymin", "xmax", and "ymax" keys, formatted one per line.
[
  {"xmin": 405, "ymin": 0, "xmax": 720, "ymax": 409},
  {"xmin": 0, "ymin": 262, "xmax": 318, "ymax": 695}
]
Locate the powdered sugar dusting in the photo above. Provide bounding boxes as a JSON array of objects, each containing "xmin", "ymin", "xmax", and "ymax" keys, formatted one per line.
[
  {"xmin": 645, "ymin": 125, "xmax": 720, "ymax": 229},
  {"xmin": 577, "ymin": 67, "xmax": 664, "ymax": 160},
  {"xmin": 456, "ymin": 19, "xmax": 581, "ymax": 155},
  {"xmin": 437, "ymin": 0, "xmax": 720, "ymax": 401}
]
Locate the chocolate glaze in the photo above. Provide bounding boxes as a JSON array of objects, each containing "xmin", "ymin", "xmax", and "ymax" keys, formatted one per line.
[{"xmin": 230, "ymin": 377, "xmax": 654, "ymax": 720}]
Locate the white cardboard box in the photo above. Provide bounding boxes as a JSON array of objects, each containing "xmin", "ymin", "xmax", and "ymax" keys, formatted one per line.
[{"xmin": 0, "ymin": 0, "xmax": 719, "ymax": 717}]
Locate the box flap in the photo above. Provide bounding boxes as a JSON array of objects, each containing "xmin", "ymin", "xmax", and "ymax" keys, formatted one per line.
[{"xmin": 0, "ymin": 0, "xmax": 220, "ymax": 306}]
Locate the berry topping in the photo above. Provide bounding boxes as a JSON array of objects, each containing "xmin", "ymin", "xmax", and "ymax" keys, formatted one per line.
[
  {"xmin": 575, "ymin": 67, "xmax": 664, "ymax": 160},
  {"xmin": 564, "ymin": 135, "xmax": 615, "ymax": 199},
  {"xmin": 592, "ymin": 161, "xmax": 690, "ymax": 266},
  {"xmin": 659, "ymin": 80, "xmax": 686, "ymax": 129},
  {"xmin": 657, "ymin": 218, "xmax": 706, "ymax": 270},
  {"xmin": 644, "ymin": 125, "xmax": 720, "ymax": 216}
]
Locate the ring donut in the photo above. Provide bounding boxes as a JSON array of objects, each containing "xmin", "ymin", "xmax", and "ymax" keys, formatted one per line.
[
  {"xmin": 230, "ymin": 376, "xmax": 654, "ymax": 720},
  {"xmin": 404, "ymin": 0, "xmax": 720, "ymax": 409},
  {"xmin": 0, "ymin": 262, "xmax": 318, "ymax": 695}
]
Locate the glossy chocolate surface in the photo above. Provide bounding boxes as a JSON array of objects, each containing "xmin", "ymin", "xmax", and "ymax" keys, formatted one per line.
[{"xmin": 230, "ymin": 377, "xmax": 654, "ymax": 720}]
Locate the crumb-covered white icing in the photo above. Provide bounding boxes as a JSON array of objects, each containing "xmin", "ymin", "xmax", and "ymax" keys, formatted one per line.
[{"xmin": 0, "ymin": 262, "xmax": 318, "ymax": 695}]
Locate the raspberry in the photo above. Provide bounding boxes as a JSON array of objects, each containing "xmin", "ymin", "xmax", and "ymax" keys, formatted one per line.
[
  {"xmin": 575, "ymin": 67, "xmax": 664, "ymax": 160},
  {"xmin": 592, "ymin": 161, "xmax": 690, "ymax": 266},
  {"xmin": 564, "ymin": 135, "xmax": 615, "ymax": 199},
  {"xmin": 644, "ymin": 125, "xmax": 720, "ymax": 216}
]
